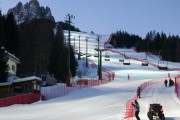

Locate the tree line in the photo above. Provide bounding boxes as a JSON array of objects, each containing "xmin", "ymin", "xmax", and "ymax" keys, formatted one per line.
[
  {"xmin": 110, "ymin": 30, "xmax": 180, "ymax": 62},
  {"xmin": 0, "ymin": 11, "xmax": 78, "ymax": 83}
]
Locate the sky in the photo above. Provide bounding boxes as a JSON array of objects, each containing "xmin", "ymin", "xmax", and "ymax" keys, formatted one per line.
[
  {"xmin": 0, "ymin": 0, "xmax": 180, "ymax": 38},
  {"xmin": 0, "ymin": 31, "xmax": 180, "ymax": 120}
]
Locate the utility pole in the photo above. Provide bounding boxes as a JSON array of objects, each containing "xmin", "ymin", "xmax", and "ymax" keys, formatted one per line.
[
  {"xmin": 85, "ymin": 37, "xmax": 88, "ymax": 68},
  {"xmin": 66, "ymin": 13, "xmax": 75, "ymax": 87},
  {"xmin": 78, "ymin": 35, "xmax": 81, "ymax": 60},
  {"xmin": 95, "ymin": 36, "xmax": 105, "ymax": 80}
]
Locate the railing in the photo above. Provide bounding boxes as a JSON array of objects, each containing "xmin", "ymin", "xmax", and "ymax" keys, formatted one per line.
[
  {"xmin": 123, "ymin": 78, "xmax": 164, "ymax": 120},
  {"xmin": 41, "ymin": 71, "xmax": 115, "ymax": 100},
  {"xmin": 175, "ymin": 75, "xmax": 180, "ymax": 97},
  {"xmin": 0, "ymin": 93, "xmax": 41, "ymax": 107}
]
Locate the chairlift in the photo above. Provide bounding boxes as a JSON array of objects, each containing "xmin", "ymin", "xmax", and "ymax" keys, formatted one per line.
[
  {"xmin": 157, "ymin": 51, "xmax": 168, "ymax": 70},
  {"xmin": 119, "ymin": 55, "xmax": 124, "ymax": 62},
  {"xmin": 86, "ymin": 53, "xmax": 92, "ymax": 57},
  {"xmin": 123, "ymin": 58, "xmax": 130, "ymax": 65},
  {"xmin": 94, "ymin": 50, "xmax": 98, "ymax": 57},
  {"xmin": 158, "ymin": 60, "xmax": 168, "ymax": 70},
  {"xmin": 141, "ymin": 59, "xmax": 149, "ymax": 66},
  {"xmin": 141, "ymin": 53, "xmax": 149, "ymax": 66},
  {"xmin": 104, "ymin": 51, "xmax": 110, "ymax": 61},
  {"xmin": 120, "ymin": 51, "xmax": 130, "ymax": 65}
]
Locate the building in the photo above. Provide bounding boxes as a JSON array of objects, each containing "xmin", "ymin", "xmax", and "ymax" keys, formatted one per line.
[
  {"xmin": 0, "ymin": 76, "xmax": 41, "ymax": 98},
  {"xmin": 6, "ymin": 52, "xmax": 20, "ymax": 76}
]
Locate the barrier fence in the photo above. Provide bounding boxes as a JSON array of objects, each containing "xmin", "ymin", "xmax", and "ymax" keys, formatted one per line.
[
  {"xmin": 123, "ymin": 78, "xmax": 165, "ymax": 120},
  {"xmin": 0, "ymin": 93, "xmax": 41, "ymax": 107},
  {"xmin": 41, "ymin": 71, "xmax": 115, "ymax": 100},
  {"xmin": 175, "ymin": 75, "xmax": 180, "ymax": 97}
]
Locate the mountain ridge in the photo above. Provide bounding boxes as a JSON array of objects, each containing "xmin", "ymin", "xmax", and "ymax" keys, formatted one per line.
[{"xmin": 7, "ymin": 0, "xmax": 55, "ymax": 24}]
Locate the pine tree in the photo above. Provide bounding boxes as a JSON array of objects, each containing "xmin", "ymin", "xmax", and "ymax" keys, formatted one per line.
[
  {"xmin": 0, "ymin": 12, "xmax": 8, "ymax": 82},
  {"xmin": 48, "ymin": 25, "xmax": 68, "ymax": 82},
  {"xmin": 70, "ymin": 45, "xmax": 78, "ymax": 77},
  {"xmin": 0, "ymin": 47, "xmax": 8, "ymax": 82},
  {"xmin": 0, "ymin": 14, "xmax": 6, "ymax": 46},
  {"xmin": 5, "ymin": 12, "xmax": 18, "ymax": 55}
]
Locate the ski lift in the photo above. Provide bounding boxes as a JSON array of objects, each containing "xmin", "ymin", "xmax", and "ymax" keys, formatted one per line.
[
  {"xmin": 157, "ymin": 50, "xmax": 168, "ymax": 70},
  {"xmin": 87, "ymin": 53, "xmax": 92, "ymax": 57},
  {"xmin": 119, "ymin": 54, "xmax": 124, "ymax": 62},
  {"xmin": 94, "ymin": 50, "xmax": 98, "ymax": 57},
  {"xmin": 158, "ymin": 60, "xmax": 168, "ymax": 70},
  {"xmin": 141, "ymin": 53, "xmax": 149, "ymax": 66},
  {"xmin": 104, "ymin": 51, "xmax": 110, "ymax": 61},
  {"xmin": 121, "ymin": 52, "xmax": 130, "ymax": 65},
  {"xmin": 123, "ymin": 58, "xmax": 130, "ymax": 65},
  {"xmin": 142, "ymin": 60, "xmax": 149, "ymax": 66}
]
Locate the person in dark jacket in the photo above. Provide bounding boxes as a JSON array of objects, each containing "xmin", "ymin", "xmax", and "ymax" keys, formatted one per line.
[
  {"xmin": 132, "ymin": 100, "xmax": 140, "ymax": 120},
  {"xmin": 164, "ymin": 79, "xmax": 168, "ymax": 87},
  {"xmin": 137, "ymin": 87, "xmax": 141, "ymax": 98},
  {"xmin": 169, "ymin": 78, "xmax": 174, "ymax": 87}
]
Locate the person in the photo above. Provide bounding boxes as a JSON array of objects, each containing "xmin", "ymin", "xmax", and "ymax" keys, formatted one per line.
[
  {"xmin": 169, "ymin": 78, "xmax": 174, "ymax": 87},
  {"xmin": 164, "ymin": 79, "xmax": 168, "ymax": 87},
  {"xmin": 132, "ymin": 100, "xmax": 140, "ymax": 120},
  {"xmin": 137, "ymin": 87, "xmax": 141, "ymax": 98}
]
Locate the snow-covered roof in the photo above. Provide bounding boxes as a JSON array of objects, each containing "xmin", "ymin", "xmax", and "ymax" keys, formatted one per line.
[
  {"xmin": 0, "ymin": 76, "xmax": 41, "ymax": 87},
  {"xmin": 6, "ymin": 52, "xmax": 20, "ymax": 64},
  {"xmin": 13, "ymin": 76, "xmax": 41, "ymax": 83},
  {"xmin": 0, "ymin": 82, "xmax": 11, "ymax": 87}
]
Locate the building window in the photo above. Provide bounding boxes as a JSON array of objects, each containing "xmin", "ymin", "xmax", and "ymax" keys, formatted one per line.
[
  {"xmin": 12, "ymin": 65, "xmax": 16, "ymax": 71},
  {"xmin": 24, "ymin": 84, "xmax": 29, "ymax": 90}
]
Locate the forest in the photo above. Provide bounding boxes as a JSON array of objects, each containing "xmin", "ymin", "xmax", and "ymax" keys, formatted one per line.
[
  {"xmin": 110, "ymin": 30, "xmax": 180, "ymax": 62},
  {"xmin": 0, "ymin": 12, "xmax": 78, "ymax": 83},
  {"xmin": 0, "ymin": 11, "xmax": 180, "ymax": 83}
]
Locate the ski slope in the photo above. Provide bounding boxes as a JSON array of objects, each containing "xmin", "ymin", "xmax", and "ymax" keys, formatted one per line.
[{"xmin": 0, "ymin": 31, "xmax": 179, "ymax": 120}]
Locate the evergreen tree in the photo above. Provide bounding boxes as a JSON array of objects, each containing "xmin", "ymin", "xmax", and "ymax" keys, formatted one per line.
[
  {"xmin": 110, "ymin": 30, "xmax": 142, "ymax": 48},
  {"xmin": 18, "ymin": 19, "xmax": 54, "ymax": 75},
  {"xmin": 0, "ymin": 14, "xmax": 6, "ymax": 46},
  {"xmin": 70, "ymin": 45, "xmax": 78, "ymax": 77},
  {"xmin": 5, "ymin": 12, "xmax": 18, "ymax": 55},
  {"xmin": 57, "ymin": 21, "xmax": 80, "ymax": 32},
  {"xmin": 48, "ymin": 25, "xmax": 68, "ymax": 82},
  {"xmin": 0, "ymin": 47, "xmax": 8, "ymax": 82}
]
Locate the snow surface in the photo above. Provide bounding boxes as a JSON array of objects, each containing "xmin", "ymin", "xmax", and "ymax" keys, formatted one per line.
[{"xmin": 0, "ymin": 31, "xmax": 179, "ymax": 120}]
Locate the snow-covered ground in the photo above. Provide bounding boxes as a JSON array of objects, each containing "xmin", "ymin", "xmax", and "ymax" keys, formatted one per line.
[{"xmin": 0, "ymin": 31, "xmax": 179, "ymax": 120}]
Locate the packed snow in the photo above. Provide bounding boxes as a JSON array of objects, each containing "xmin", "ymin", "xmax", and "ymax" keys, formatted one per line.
[{"xmin": 0, "ymin": 31, "xmax": 179, "ymax": 120}]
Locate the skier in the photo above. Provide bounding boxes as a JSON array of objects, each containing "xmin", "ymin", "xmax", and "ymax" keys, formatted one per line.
[
  {"xmin": 132, "ymin": 100, "xmax": 140, "ymax": 120},
  {"xmin": 137, "ymin": 87, "xmax": 141, "ymax": 98},
  {"xmin": 164, "ymin": 79, "xmax": 168, "ymax": 87}
]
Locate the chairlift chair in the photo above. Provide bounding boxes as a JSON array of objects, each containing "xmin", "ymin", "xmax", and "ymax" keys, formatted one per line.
[
  {"xmin": 94, "ymin": 50, "xmax": 98, "ymax": 57},
  {"xmin": 119, "ymin": 55, "xmax": 125, "ymax": 62},
  {"xmin": 158, "ymin": 60, "xmax": 168, "ymax": 70},
  {"xmin": 123, "ymin": 58, "xmax": 130, "ymax": 65},
  {"xmin": 104, "ymin": 51, "xmax": 110, "ymax": 61},
  {"xmin": 141, "ymin": 52, "xmax": 149, "ymax": 66},
  {"xmin": 104, "ymin": 55, "xmax": 110, "ymax": 61},
  {"xmin": 141, "ymin": 59, "xmax": 149, "ymax": 66}
]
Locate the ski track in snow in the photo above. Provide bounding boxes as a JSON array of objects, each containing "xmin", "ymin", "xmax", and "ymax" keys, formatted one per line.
[
  {"xmin": 139, "ymin": 83, "xmax": 180, "ymax": 120},
  {"xmin": 0, "ymin": 31, "xmax": 179, "ymax": 120}
]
